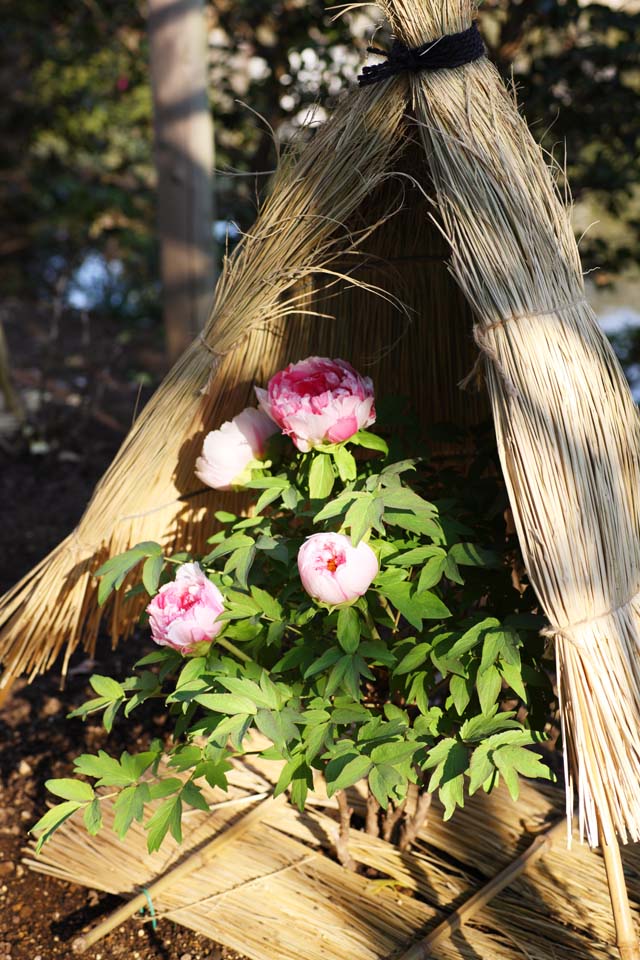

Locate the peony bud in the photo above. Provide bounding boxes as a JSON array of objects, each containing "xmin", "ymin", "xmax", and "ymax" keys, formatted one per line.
[
  {"xmin": 297, "ymin": 532, "xmax": 378, "ymax": 606},
  {"xmin": 195, "ymin": 407, "xmax": 278, "ymax": 491},
  {"xmin": 255, "ymin": 356, "xmax": 375, "ymax": 453},
  {"xmin": 146, "ymin": 562, "xmax": 225, "ymax": 654}
]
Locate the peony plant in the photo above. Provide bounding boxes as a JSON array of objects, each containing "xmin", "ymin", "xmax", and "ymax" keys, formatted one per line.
[{"xmin": 32, "ymin": 356, "xmax": 555, "ymax": 860}]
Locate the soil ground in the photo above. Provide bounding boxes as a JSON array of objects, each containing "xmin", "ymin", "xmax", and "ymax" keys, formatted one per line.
[{"xmin": 0, "ymin": 301, "xmax": 245, "ymax": 960}]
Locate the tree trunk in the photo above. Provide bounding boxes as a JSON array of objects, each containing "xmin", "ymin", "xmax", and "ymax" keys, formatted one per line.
[{"xmin": 148, "ymin": 0, "xmax": 216, "ymax": 363}]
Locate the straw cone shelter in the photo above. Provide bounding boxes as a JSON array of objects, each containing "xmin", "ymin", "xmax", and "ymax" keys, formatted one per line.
[{"xmin": 3, "ymin": 0, "xmax": 640, "ymax": 876}]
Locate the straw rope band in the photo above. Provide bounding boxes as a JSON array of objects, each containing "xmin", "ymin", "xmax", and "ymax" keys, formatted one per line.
[
  {"xmin": 460, "ymin": 296, "xmax": 589, "ymax": 396},
  {"xmin": 540, "ymin": 590, "xmax": 640, "ymax": 648},
  {"xmin": 358, "ymin": 24, "xmax": 484, "ymax": 87}
]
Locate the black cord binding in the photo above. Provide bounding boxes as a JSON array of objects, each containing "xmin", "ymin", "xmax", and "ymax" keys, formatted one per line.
[{"xmin": 357, "ymin": 22, "xmax": 485, "ymax": 87}]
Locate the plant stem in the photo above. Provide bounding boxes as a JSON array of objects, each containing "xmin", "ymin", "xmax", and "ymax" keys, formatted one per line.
[
  {"xmin": 335, "ymin": 790, "xmax": 357, "ymax": 872},
  {"xmin": 398, "ymin": 788, "xmax": 432, "ymax": 852},
  {"xmin": 366, "ymin": 785, "xmax": 381, "ymax": 837},
  {"xmin": 216, "ymin": 636, "xmax": 252, "ymax": 663}
]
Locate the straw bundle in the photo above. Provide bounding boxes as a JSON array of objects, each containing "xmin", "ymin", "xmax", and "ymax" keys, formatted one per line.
[
  {"xmin": 371, "ymin": 0, "xmax": 640, "ymax": 848},
  {"xmin": 25, "ymin": 757, "xmax": 640, "ymax": 960}
]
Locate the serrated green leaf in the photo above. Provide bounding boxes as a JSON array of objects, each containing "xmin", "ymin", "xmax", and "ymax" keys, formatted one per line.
[
  {"xmin": 181, "ymin": 780, "xmax": 210, "ymax": 812},
  {"xmin": 113, "ymin": 783, "xmax": 148, "ymax": 839},
  {"xmin": 145, "ymin": 795, "xmax": 182, "ymax": 853},
  {"xmin": 249, "ymin": 586, "xmax": 283, "ymax": 622},
  {"xmin": 74, "ymin": 751, "xmax": 134, "ymax": 788},
  {"xmin": 83, "ymin": 798, "xmax": 102, "ymax": 836}
]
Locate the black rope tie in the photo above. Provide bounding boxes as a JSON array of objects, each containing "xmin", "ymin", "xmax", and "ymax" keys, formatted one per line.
[{"xmin": 357, "ymin": 22, "xmax": 485, "ymax": 87}]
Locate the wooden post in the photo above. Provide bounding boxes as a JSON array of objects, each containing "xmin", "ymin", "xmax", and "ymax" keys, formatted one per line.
[
  {"xmin": 600, "ymin": 830, "xmax": 640, "ymax": 960},
  {"xmin": 148, "ymin": 0, "xmax": 216, "ymax": 363}
]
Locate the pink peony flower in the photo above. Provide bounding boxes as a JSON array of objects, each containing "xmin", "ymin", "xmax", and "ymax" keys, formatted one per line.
[
  {"xmin": 146, "ymin": 562, "xmax": 225, "ymax": 654},
  {"xmin": 297, "ymin": 533, "xmax": 378, "ymax": 606},
  {"xmin": 255, "ymin": 356, "xmax": 375, "ymax": 452},
  {"xmin": 195, "ymin": 407, "xmax": 278, "ymax": 491}
]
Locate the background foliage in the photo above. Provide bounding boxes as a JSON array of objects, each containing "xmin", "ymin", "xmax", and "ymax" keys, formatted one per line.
[{"xmin": 2, "ymin": 0, "xmax": 639, "ymax": 333}]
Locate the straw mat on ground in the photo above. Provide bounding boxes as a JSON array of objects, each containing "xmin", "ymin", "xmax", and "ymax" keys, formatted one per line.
[{"xmin": 25, "ymin": 757, "xmax": 640, "ymax": 960}]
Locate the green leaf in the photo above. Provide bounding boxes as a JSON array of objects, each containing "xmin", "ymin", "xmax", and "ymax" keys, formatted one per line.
[
  {"xmin": 447, "ymin": 618, "xmax": 501, "ymax": 658},
  {"xmin": 369, "ymin": 741, "xmax": 417, "ymax": 765},
  {"xmin": 142, "ymin": 554, "xmax": 164, "ymax": 596},
  {"xmin": 218, "ymin": 676, "xmax": 278, "ymax": 710},
  {"xmin": 337, "ymin": 606, "xmax": 360, "ymax": 654},
  {"xmin": 350, "ymin": 430, "xmax": 389, "ymax": 454},
  {"xmin": 113, "ymin": 783, "xmax": 148, "ymax": 839},
  {"xmin": 333, "ymin": 445, "xmax": 357, "ymax": 482},
  {"xmin": 413, "ymin": 591, "xmax": 451, "ymax": 620},
  {"xmin": 83, "ymin": 798, "xmax": 102, "ymax": 836},
  {"xmin": 449, "ymin": 674, "xmax": 473, "ymax": 715},
  {"xmin": 32, "ymin": 801, "xmax": 83, "ymax": 852},
  {"xmin": 202, "ymin": 534, "xmax": 254, "ymax": 565},
  {"xmin": 89, "ymin": 675, "xmax": 124, "ymax": 700},
  {"xmin": 309, "ymin": 454, "xmax": 335, "ymax": 500},
  {"xmin": 250, "ymin": 586, "xmax": 283, "ymax": 622},
  {"xmin": 459, "ymin": 711, "xmax": 521, "ymax": 743},
  {"xmin": 255, "ymin": 486, "xmax": 284, "ymax": 513},
  {"xmin": 214, "ymin": 511, "xmax": 237, "ymax": 523},
  {"xmin": 181, "ymin": 780, "xmax": 210, "ymax": 812},
  {"xmin": 479, "ymin": 631, "xmax": 504, "ymax": 674},
  {"xmin": 387, "ymin": 547, "xmax": 443, "ymax": 568},
  {"xmin": 313, "ymin": 491, "xmax": 359, "ymax": 524},
  {"xmin": 148, "ymin": 778, "xmax": 183, "ymax": 800},
  {"xmin": 255, "ymin": 708, "xmax": 301, "ymax": 749},
  {"xmin": 476, "ymin": 665, "xmax": 503, "ymax": 715},
  {"xmin": 195, "ymin": 693, "xmax": 257, "ymax": 716},
  {"xmin": 346, "ymin": 496, "xmax": 384, "ymax": 546},
  {"xmin": 145, "ymin": 796, "xmax": 182, "ymax": 853},
  {"xmin": 74, "ymin": 751, "xmax": 134, "ymax": 787},
  {"xmin": 325, "ymin": 753, "xmax": 372, "ymax": 796},
  {"xmin": 168, "ymin": 744, "xmax": 202, "ymax": 772},
  {"xmin": 418, "ymin": 555, "xmax": 447, "ymax": 591},
  {"xmin": 368, "ymin": 764, "xmax": 402, "ymax": 807},
  {"xmin": 500, "ymin": 660, "xmax": 528, "ymax": 702},
  {"xmin": 449, "ymin": 543, "xmax": 500, "ymax": 568},
  {"xmin": 303, "ymin": 646, "xmax": 342, "ymax": 679},
  {"xmin": 394, "ymin": 643, "xmax": 431, "ymax": 675},
  {"xmin": 45, "ymin": 778, "xmax": 94, "ymax": 803}
]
